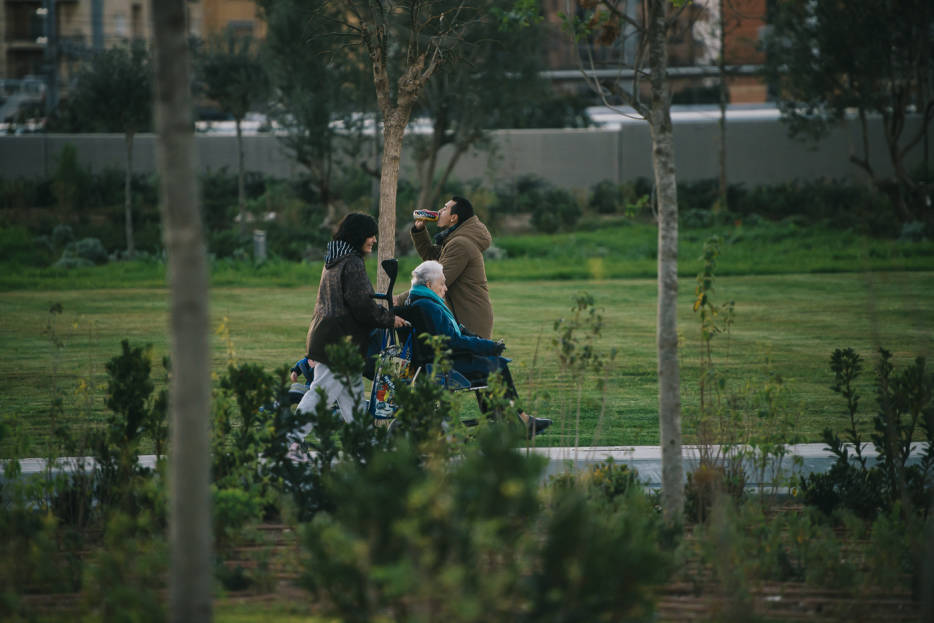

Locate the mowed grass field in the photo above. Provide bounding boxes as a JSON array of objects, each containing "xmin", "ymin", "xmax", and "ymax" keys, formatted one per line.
[{"xmin": 2, "ymin": 268, "xmax": 932, "ymax": 456}]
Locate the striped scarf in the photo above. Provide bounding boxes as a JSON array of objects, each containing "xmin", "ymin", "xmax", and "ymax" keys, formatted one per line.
[{"xmin": 324, "ymin": 240, "xmax": 358, "ymax": 265}]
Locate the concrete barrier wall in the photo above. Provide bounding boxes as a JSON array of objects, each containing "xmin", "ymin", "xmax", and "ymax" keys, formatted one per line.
[{"xmin": 0, "ymin": 114, "xmax": 925, "ymax": 190}]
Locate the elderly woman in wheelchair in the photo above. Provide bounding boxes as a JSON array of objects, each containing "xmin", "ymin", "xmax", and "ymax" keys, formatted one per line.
[{"xmin": 401, "ymin": 260, "xmax": 552, "ymax": 438}]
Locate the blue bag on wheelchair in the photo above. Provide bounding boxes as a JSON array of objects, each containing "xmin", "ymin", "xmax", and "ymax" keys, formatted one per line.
[{"xmin": 367, "ymin": 327, "xmax": 414, "ymax": 422}]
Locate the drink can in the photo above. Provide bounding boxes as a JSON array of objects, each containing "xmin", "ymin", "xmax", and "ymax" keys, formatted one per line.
[{"xmin": 413, "ymin": 209, "xmax": 439, "ymax": 221}]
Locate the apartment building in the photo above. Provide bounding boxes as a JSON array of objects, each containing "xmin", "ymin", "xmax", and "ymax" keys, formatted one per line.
[
  {"xmin": 1, "ymin": 0, "xmax": 159, "ymax": 81},
  {"xmin": 202, "ymin": 0, "xmax": 265, "ymax": 40},
  {"xmin": 0, "ymin": 0, "xmax": 266, "ymax": 82},
  {"xmin": 2, "ymin": 0, "xmax": 765, "ymax": 111}
]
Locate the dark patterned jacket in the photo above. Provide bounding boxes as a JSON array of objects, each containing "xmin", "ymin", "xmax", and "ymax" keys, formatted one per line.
[{"xmin": 305, "ymin": 241, "xmax": 395, "ymax": 366}]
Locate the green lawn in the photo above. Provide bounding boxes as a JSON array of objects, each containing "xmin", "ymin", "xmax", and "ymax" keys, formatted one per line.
[
  {"xmin": 2, "ymin": 270, "xmax": 931, "ymax": 456},
  {"xmin": 2, "ymin": 221, "xmax": 932, "ymax": 290}
]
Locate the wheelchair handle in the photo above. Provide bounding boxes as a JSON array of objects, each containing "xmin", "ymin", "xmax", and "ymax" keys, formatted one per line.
[{"xmin": 370, "ymin": 257, "xmax": 399, "ymax": 313}]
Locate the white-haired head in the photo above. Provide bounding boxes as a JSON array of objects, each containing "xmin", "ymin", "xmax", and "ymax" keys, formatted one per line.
[{"xmin": 411, "ymin": 260, "xmax": 444, "ymax": 288}]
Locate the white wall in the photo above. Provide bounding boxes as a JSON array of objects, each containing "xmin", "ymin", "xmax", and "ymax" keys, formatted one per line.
[{"xmin": 0, "ymin": 114, "xmax": 926, "ymax": 191}]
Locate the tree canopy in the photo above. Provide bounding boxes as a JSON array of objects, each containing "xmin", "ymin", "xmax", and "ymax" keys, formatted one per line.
[
  {"xmin": 763, "ymin": 0, "xmax": 933, "ymax": 221},
  {"xmin": 196, "ymin": 32, "xmax": 268, "ymax": 127},
  {"xmin": 52, "ymin": 41, "xmax": 153, "ymax": 256},
  {"xmin": 61, "ymin": 41, "xmax": 153, "ymax": 135},
  {"xmin": 410, "ymin": 0, "xmax": 591, "ymax": 214},
  {"xmin": 259, "ymin": 0, "xmax": 374, "ymax": 215},
  {"xmin": 195, "ymin": 32, "xmax": 270, "ymax": 234}
]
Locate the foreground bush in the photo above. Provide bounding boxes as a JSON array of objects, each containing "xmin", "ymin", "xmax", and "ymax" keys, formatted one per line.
[{"xmin": 301, "ymin": 428, "xmax": 670, "ymax": 622}]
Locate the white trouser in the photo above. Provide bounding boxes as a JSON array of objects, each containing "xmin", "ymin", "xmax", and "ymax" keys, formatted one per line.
[{"xmin": 295, "ymin": 361, "xmax": 365, "ymax": 439}]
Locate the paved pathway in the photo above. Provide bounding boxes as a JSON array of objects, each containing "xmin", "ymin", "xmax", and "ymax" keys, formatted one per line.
[
  {"xmin": 9, "ymin": 443, "xmax": 927, "ymax": 490},
  {"xmin": 529, "ymin": 443, "xmax": 927, "ymax": 488}
]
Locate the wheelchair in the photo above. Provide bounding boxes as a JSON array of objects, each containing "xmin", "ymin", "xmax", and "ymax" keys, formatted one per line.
[
  {"xmin": 287, "ymin": 257, "xmax": 540, "ymax": 436},
  {"xmin": 365, "ymin": 258, "xmax": 521, "ymax": 434}
]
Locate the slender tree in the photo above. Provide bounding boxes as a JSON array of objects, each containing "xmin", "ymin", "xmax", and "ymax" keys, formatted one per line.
[
  {"xmin": 306, "ymin": 0, "xmax": 486, "ymax": 290},
  {"xmin": 411, "ymin": 0, "xmax": 586, "ymax": 214},
  {"xmin": 259, "ymin": 0, "xmax": 375, "ymax": 225},
  {"xmin": 65, "ymin": 43, "xmax": 152, "ymax": 256},
  {"xmin": 151, "ymin": 1, "xmax": 213, "ymax": 620},
  {"xmin": 196, "ymin": 31, "xmax": 270, "ymax": 235},
  {"xmin": 565, "ymin": 0, "xmax": 687, "ymax": 523}
]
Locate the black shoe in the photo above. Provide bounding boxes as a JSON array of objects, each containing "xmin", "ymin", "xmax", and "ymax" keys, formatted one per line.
[{"xmin": 527, "ymin": 416, "xmax": 552, "ymax": 439}]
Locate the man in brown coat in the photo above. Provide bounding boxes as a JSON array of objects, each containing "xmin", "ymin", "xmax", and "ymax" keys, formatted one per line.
[{"xmin": 411, "ymin": 196, "xmax": 494, "ymax": 338}]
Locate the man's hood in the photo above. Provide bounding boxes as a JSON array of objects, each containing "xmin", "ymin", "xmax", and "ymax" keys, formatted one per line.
[{"xmin": 450, "ymin": 216, "xmax": 491, "ymax": 253}]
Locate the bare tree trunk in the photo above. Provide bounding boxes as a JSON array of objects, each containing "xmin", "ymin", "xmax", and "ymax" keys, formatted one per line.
[
  {"xmin": 236, "ymin": 116, "xmax": 246, "ymax": 236},
  {"xmin": 648, "ymin": 0, "xmax": 683, "ymax": 526},
  {"xmin": 125, "ymin": 131, "xmax": 135, "ymax": 257},
  {"xmin": 366, "ymin": 32, "xmax": 441, "ymax": 291},
  {"xmin": 717, "ymin": 0, "xmax": 727, "ymax": 210},
  {"xmin": 377, "ymin": 119, "xmax": 406, "ymax": 290},
  {"xmin": 151, "ymin": 2, "xmax": 213, "ymax": 621}
]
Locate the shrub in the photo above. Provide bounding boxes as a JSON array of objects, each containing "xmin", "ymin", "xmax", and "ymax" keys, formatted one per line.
[
  {"xmin": 53, "ymin": 236, "xmax": 108, "ymax": 268},
  {"xmin": 74, "ymin": 237, "xmax": 109, "ymax": 264},
  {"xmin": 52, "ymin": 144, "xmax": 90, "ymax": 216},
  {"xmin": 490, "ymin": 174, "xmax": 550, "ymax": 217},
  {"xmin": 531, "ymin": 187, "xmax": 582, "ymax": 233},
  {"xmin": 199, "ymin": 168, "xmax": 268, "ymax": 232},
  {"xmin": 92, "ymin": 340, "xmax": 166, "ymax": 515},
  {"xmin": 301, "ymin": 426, "xmax": 670, "ymax": 623},
  {"xmin": 798, "ymin": 347, "xmax": 934, "ymax": 520},
  {"xmin": 79, "ymin": 511, "xmax": 166, "ymax": 623},
  {"xmin": 589, "ymin": 180, "xmax": 622, "ymax": 214}
]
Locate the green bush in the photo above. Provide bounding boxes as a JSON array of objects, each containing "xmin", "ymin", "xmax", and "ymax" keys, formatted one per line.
[
  {"xmin": 199, "ymin": 168, "xmax": 269, "ymax": 232},
  {"xmin": 589, "ymin": 180, "xmax": 622, "ymax": 214},
  {"xmin": 79, "ymin": 511, "xmax": 166, "ymax": 623},
  {"xmin": 301, "ymin": 426, "xmax": 670, "ymax": 622},
  {"xmin": 293, "ymin": 336, "xmax": 668, "ymax": 621},
  {"xmin": 53, "ymin": 237, "xmax": 109, "ymax": 268},
  {"xmin": 85, "ymin": 168, "xmax": 127, "ymax": 208},
  {"xmin": 672, "ymin": 178, "xmax": 903, "ymax": 235},
  {"xmin": 52, "ymin": 144, "xmax": 91, "ymax": 215},
  {"xmin": 799, "ymin": 347, "xmax": 934, "ymax": 520},
  {"xmin": 528, "ymin": 187, "xmax": 582, "ymax": 233},
  {"xmin": 490, "ymin": 174, "xmax": 550, "ymax": 217}
]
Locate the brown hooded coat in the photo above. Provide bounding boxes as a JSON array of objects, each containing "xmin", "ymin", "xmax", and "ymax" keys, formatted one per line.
[{"xmin": 411, "ymin": 215, "xmax": 494, "ymax": 338}]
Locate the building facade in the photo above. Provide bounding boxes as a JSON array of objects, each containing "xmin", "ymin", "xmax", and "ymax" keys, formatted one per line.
[
  {"xmin": 540, "ymin": 0, "xmax": 768, "ymax": 104},
  {"xmin": 0, "ymin": 0, "xmax": 270, "ymax": 120}
]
